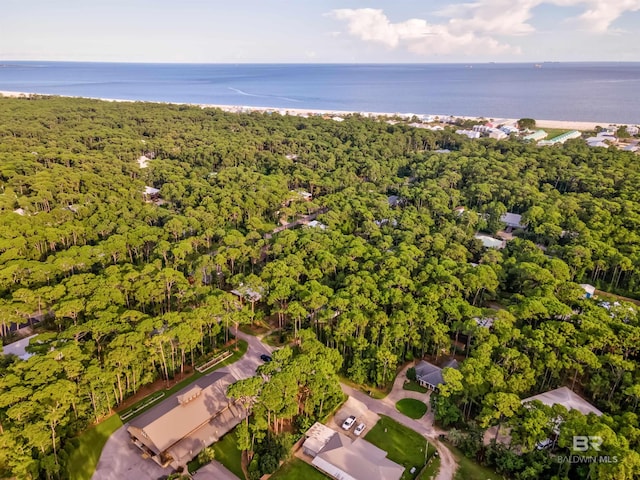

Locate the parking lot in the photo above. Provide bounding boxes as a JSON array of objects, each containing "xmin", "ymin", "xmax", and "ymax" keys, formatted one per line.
[{"xmin": 327, "ymin": 396, "xmax": 380, "ymax": 440}]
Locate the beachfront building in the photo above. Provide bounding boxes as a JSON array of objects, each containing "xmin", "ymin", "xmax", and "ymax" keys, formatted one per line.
[
  {"xmin": 489, "ymin": 129, "xmax": 508, "ymax": 140},
  {"xmin": 127, "ymin": 370, "xmax": 244, "ymax": 469},
  {"xmin": 523, "ymin": 130, "xmax": 547, "ymax": 141},
  {"xmin": 456, "ymin": 129, "xmax": 481, "ymax": 139},
  {"xmin": 500, "ymin": 125, "xmax": 519, "ymax": 135},
  {"xmin": 627, "ymin": 125, "xmax": 639, "ymax": 136},
  {"xmin": 541, "ymin": 130, "xmax": 582, "ymax": 145}
]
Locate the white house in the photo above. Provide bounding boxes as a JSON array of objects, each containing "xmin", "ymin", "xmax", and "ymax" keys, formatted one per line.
[
  {"xmin": 456, "ymin": 129, "xmax": 481, "ymax": 139},
  {"xmin": 579, "ymin": 284, "xmax": 596, "ymax": 299}
]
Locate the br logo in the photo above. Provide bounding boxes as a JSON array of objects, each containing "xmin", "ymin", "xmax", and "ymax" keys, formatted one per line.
[{"xmin": 572, "ymin": 436, "xmax": 603, "ymax": 452}]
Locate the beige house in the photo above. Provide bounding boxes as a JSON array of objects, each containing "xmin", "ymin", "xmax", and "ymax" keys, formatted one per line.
[{"xmin": 127, "ymin": 370, "xmax": 245, "ymax": 469}]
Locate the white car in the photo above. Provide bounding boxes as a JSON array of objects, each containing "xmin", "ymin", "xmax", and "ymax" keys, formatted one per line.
[
  {"xmin": 341, "ymin": 415, "xmax": 356, "ymax": 430},
  {"xmin": 354, "ymin": 423, "xmax": 366, "ymax": 436}
]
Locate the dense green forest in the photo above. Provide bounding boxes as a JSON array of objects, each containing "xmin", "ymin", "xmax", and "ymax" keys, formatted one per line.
[{"xmin": 0, "ymin": 96, "xmax": 639, "ymax": 479}]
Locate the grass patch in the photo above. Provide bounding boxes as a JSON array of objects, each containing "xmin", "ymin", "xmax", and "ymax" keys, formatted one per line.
[
  {"xmin": 263, "ymin": 329, "xmax": 289, "ymax": 347},
  {"xmin": 119, "ymin": 340, "xmax": 248, "ymax": 421},
  {"xmin": 403, "ymin": 380, "xmax": 429, "ymax": 393},
  {"xmin": 365, "ymin": 415, "xmax": 432, "ymax": 480},
  {"xmin": 67, "ymin": 414, "xmax": 123, "ymax": 480},
  {"xmin": 270, "ymin": 458, "xmax": 330, "ymax": 480},
  {"xmin": 541, "ymin": 128, "xmax": 572, "ymax": 140},
  {"xmin": 188, "ymin": 428, "xmax": 244, "ymax": 477},
  {"xmin": 338, "ymin": 375, "xmax": 391, "ymax": 399},
  {"xmin": 212, "ymin": 429, "xmax": 244, "ymax": 479},
  {"xmin": 418, "ymin": 455, "xmax": 440, "ymax": 480},
  {"xmin": 239, "ymin": 322, "xmax": 271, "ymax": 336},
  {"xmin": 396, "ymin": 398, "xmax": 428, "ymax": 419},
  {"xmin": 444, "ymin": 442, "xmax": 506, "ymax": 480}
]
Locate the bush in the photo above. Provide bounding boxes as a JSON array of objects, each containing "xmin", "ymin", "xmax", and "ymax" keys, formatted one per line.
[
  {"xmin": 407, "ymin": 367, "xmax": 417, "ymax": 381},
  {"xmin": 197, "ymin": 446, "xmax": 215, "ymax": 465}
]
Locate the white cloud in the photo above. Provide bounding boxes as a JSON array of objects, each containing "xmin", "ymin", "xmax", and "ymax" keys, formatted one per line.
[
  {"xmin": 330, "ymin": 1, "xmax": 640, "ymax": 57},
  {"xmin": 330, "ymin": 8, "xmax": 518, "ymax": 55}
]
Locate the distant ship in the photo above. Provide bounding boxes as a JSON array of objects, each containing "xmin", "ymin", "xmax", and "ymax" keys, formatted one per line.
[{"xmin": 534, "ymin": 64, "xmax": 543, "ymax": 68}]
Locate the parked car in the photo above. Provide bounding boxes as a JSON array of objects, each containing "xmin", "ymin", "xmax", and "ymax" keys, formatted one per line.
[
  {"xmin": 260, "ymin": 354, "xmax": 272, "ymax": 362},
  {"xmin": 354, "ymin": 423, "xmax": 366, "ymax": 436},
  {"xmin": 341, "ymin": 415, "xmax": 356, "ymax": 430}
]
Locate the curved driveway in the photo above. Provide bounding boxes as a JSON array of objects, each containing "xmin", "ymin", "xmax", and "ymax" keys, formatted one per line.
[{"xmin": 93, "ymin": 333, "xmax": 456, "ymax": 480}]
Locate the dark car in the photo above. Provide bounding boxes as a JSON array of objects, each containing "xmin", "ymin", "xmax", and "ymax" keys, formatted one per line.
[{"xmin": 260, "ymin": 354, "xmax": 272, "ymax": 362}]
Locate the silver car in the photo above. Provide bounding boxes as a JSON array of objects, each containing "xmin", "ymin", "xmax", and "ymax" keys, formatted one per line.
[{"xmin": 354, "ymin": 423, "xmax": 366, "ymax": 436}]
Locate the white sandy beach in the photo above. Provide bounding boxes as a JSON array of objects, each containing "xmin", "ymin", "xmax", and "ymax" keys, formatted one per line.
[{"xmin": 0, "ymin": 90, "xmax": 632, "ymax": 131}]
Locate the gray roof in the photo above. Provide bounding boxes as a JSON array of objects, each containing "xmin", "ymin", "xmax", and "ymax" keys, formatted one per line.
[
  {"xmin": 501, "ymin": 212, "xmax": 523, "ymax": 228},
  {"xmin": 128, "ymin": 370, "xmax": 238, "ymax": 456},
  {"xmin": 1, "ymin": 334, "xmax": 38, "ymax": 360},
  {"xmin": 522, "ymin": 387, "xmax": 603, "ymax": 416},
  {"xmin": 415, "ymin": 359, "xmax": 459, "ymax": 388},
  {"xmin": 312, "ymin": 432, "xmax": 404, "ymax": 480}
]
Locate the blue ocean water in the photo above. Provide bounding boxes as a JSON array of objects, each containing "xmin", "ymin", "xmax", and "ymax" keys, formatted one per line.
[{"xmin": 0, "ymin": 62, "xmax": 639, "ymax": 123}]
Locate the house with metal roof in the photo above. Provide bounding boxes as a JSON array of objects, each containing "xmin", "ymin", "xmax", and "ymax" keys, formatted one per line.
[
  {"xmin": 302, "ymin": 423, "xmax": 404, "ymax": 480},
  {"xmin": 127, "ymin": 370, "xmax": 245, "ymax": 469}
]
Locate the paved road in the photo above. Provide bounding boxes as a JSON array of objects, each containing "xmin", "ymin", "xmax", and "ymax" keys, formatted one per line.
[{"xmin": 93, "ymin": 332, "xmax": 274, "ymax": 480}]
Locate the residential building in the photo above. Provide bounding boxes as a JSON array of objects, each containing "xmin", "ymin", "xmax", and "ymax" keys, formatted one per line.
[
  {"xmin": 127, "ymin": 370, "xmax": 245, "ymax": 469},
  {"xmin": 456, "ymin": 129, "xmax": 481, "ymax": 139},
  {"xmin": 501, "ymin": 212, "xmax": 524, "ymax": 230},
  {"xmin": 580, "ymin": 284, "xmax": 596, "ymax": 299},
  {"xmin": 474, "ymin": 234, "xmax": 505, "ymax": 249},
  {"xmin": 547, "ymin": 130, "xmax": 582, "ymax": 144},
  {"xmin": 488, "ymin": 129, "xmax": 507, "ymax": 140},
  {"xmin": 415, "ymin": 359, "xmax": 459, "ymax": 391},
  {"xmin": 302, "ymin": 423, "xmax": 404, "ymax": 480},
  {"xmin": 523, "ymin": 130, "xmax": 547, "ymax": 141},
  {"xmin": 522, "ymin": 386, "xmax": 603, "ymax": 416}
]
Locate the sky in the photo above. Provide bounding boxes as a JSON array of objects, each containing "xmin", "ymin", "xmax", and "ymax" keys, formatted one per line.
[{"xmin": 1, "ymin": 0, "xmax": 640, "ymax": 63}]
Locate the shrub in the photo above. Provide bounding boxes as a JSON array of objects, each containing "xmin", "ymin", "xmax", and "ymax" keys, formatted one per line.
[{"xmin": 407, "ymin": 367, "xmax": 417, "ymax": 381}]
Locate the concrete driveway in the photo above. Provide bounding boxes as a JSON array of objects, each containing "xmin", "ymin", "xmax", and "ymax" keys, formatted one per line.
[
  {"xmin": 93, "ymin": 425, "xmax": 169, "ymax": 480},
  {"xmin": 92, "ymin": 331, "xmax": 274, "ymax": 480},
  {"xmin": 327, "ymin": 396, "xmax": 380, "ymax": 440}
]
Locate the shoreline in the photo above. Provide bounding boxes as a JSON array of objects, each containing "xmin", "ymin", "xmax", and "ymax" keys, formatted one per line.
[{"xmin": 0, "ymin": 90, "xmax": 633, "ymax": 131}]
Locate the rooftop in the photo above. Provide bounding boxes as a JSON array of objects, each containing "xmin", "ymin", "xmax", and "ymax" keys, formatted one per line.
[{"xmin": 522, "ymin": 386, "xmax": 603, "ymax": 416}]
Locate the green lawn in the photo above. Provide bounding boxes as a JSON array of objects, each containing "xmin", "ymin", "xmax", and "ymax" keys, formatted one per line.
[
  {"xmin": 212, "ymin": 429, "xmax": 244, "ymax": 478},
  {"xmin": 119, "ymin": 340, "xmax": 248, "ymax": 421},
  {"xmin": 445, "ymin": 443, "xmax": 506, "ymax": 480},
  {"xmin": 418, "ymin": 456, "xmax": 440, "ymax": 480},
  {"xmin": 396, "ymin": 398, "xmax": 428, "ymax": 419},
  {"xmin": 365, "ymin": 415, "xmax": 432, "ymax": 480},
  {"xmin": 67, "ymin": 414, "xmax": 123, "ymax": 480},
  {"xmin": 403, "ymin": 380, "xmax": 428, "ymax": 393},
  {"xmin": 270, "ymin": 458, "xmax": 330, "ymax": 480}
]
